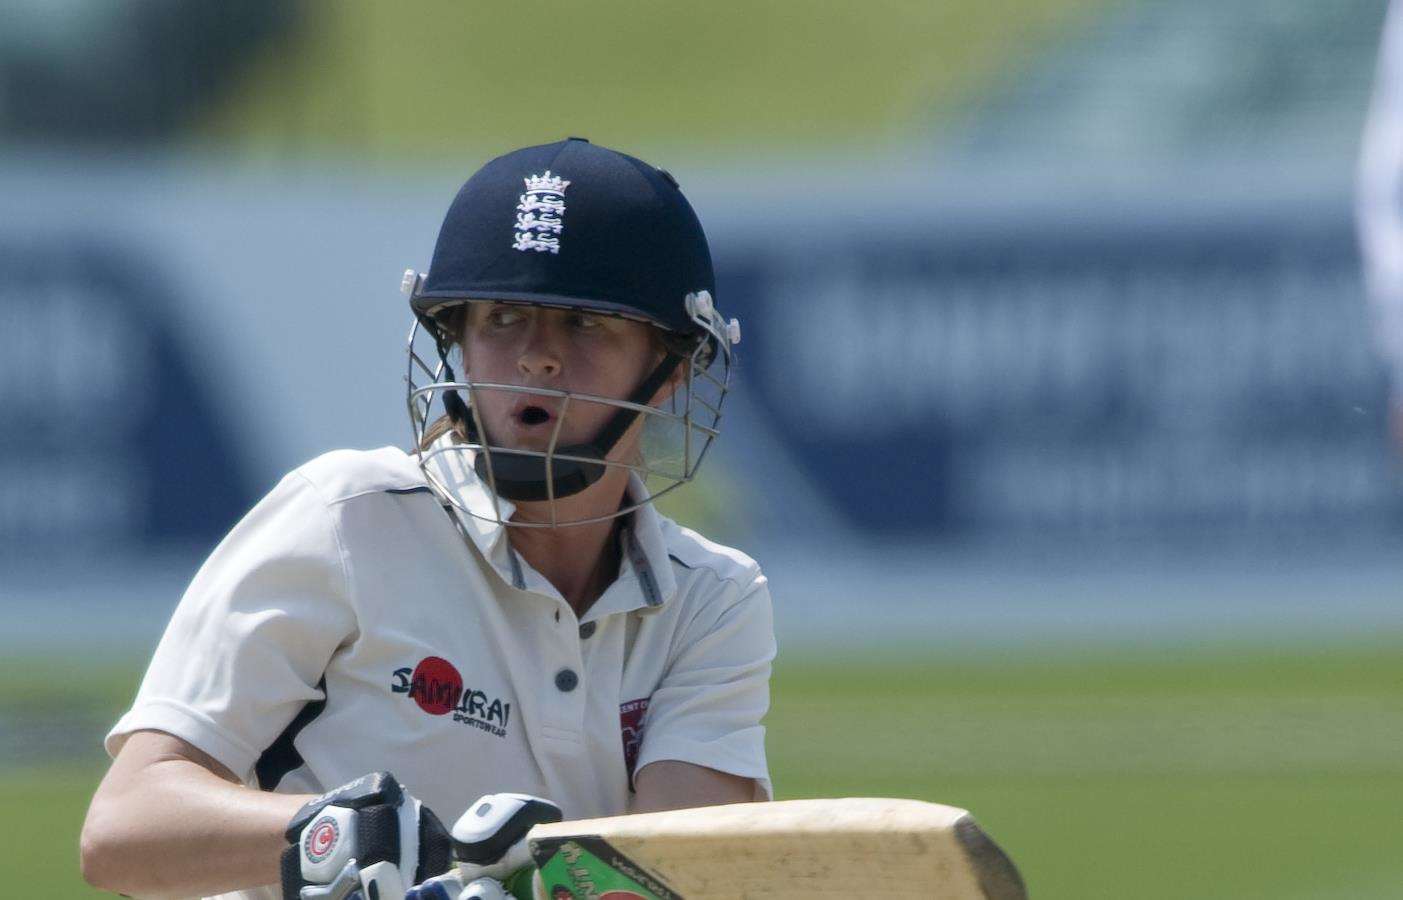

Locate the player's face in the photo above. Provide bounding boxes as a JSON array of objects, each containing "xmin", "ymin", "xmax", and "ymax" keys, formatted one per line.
[{"xmin": 461, "ymin": 303, "xmax": 666, "ymax": 454}]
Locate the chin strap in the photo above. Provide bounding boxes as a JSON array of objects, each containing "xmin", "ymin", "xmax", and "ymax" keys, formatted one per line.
[
  {"xmin": 418, "ymin": 311, "xmax": 474, "ymax": 427},
  {"xmin": 425, "ymin": 316, "xmax": 685, "ymax": 502},
  {"xmin": 466, "ymin": 353, "xmax": 682, "ymax": 502}
]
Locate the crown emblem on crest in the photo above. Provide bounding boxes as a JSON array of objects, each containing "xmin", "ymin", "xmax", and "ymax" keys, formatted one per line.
[
  {"xmin": 523, "ymin": 170, "xmax": 570, "ymax": 194},
  {"xmin": 514, "ymin": 170, "xmax": 571, "ymax": 254}
]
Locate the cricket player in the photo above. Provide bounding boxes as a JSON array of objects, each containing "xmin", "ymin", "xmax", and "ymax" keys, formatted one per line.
[
  {"xmin": 1360, "ymin": 0, "xmax": 1403, "ymax": 450},
  {"xmin": 81, "ymin": 138, "xmax": 774, "ymax": 900}
]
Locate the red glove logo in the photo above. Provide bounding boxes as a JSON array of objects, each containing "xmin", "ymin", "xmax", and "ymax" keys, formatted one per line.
[{"xmin": 304, "ymin": 815, "xmax": 340, "ymax": 863}]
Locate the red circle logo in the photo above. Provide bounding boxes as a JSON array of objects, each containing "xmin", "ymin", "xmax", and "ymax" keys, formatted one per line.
[
  {"xmin": 411, "ymin": 656, "xmax": 463, "ymax": 716},
  {"xmin": 305, "ymin": 815, "xmax": 340, "ymax": 863}
]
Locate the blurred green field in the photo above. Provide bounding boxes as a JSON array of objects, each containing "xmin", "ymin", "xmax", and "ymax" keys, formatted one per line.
[
  {"xmin": 201, "ymin": 0, "xmax": 1102, "ymax": 159},
  {"xmin": 6, "ymin": 642, "xmax": 1401, "ymax": 898}
]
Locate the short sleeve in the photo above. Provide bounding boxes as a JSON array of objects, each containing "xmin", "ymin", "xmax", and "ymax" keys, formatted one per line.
[
  {"xmin": 105, "ymin": 469, "xmax": 357, "ymax": 784},
  {"xmin": 633, "ymin": 572, "xmax": 777, "ymax": 800}
]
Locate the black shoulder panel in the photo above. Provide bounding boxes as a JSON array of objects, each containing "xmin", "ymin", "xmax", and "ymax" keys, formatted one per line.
[{"xmin": 255, "ymin": 676, "xmax": 329, "ymax": 790}]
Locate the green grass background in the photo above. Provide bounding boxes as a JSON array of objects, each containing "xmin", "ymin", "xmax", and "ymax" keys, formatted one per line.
[
  {"xmin": 197, "ymin": 0, "xmax": 1101, "ymax": 161},
  {"xmin": 7, "ymin": 642, "xmax": 1401, "ymax": 899}
]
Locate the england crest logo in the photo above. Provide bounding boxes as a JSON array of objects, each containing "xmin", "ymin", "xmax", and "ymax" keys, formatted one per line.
[{"xmin": 513, "ymin": 170, "xmax": 570, "ymax": 254}]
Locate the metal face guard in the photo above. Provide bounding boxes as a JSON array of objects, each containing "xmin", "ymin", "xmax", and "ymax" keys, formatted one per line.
[{"xmin": 404, "ymin": 297, "xmax": 735, "ymax": 528}]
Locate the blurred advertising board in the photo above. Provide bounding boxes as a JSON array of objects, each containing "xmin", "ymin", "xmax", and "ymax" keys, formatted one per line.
[
  {"xmin": 1, "ymin": 160, "xmax": 1396, "ymax": 566},
  {"xmin": 716, "ymin": 174, "xmax": 1399, "ymax": 539},
  {"xmin": 0, "ymin": 238, "xmax": 255, "ymax": 555}
]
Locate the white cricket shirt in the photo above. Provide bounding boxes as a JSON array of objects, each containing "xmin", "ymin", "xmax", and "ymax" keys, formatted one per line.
[{"xmin": 107, "ymin": 443, "xmax": 775, "ymax": 900}]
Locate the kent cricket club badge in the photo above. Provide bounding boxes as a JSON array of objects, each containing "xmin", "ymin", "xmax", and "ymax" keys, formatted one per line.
[
  {"xmin": 513, "ymin": 170, "xmax": 570, "ymax": 254},
  {"xmin": 620, "ymin": 697, "xmax": 649, "ymax": 780}
]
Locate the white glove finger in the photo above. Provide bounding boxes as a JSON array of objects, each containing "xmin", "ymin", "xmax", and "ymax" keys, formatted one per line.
[
  {"xmin": 406, "ymin": 870, "xmax": 466, "ymax": 900},
  {"xmin": 455, "ymin": 838, "xmax": 532, "ymax": 882},
  {"xmin": 360, "ymin": 860, "xmax": 408, "ymax": 900},
  {"xmin": 458, "ymin": 876, "xmax": 510, "ymax": 900},
  {"xmin": 399, "ymin": 797, "xmax": 423, "ymax": 880},
  {"xmin": 452, "ymin": 793, "xmax": 561, "ymax": 880},
  {"xmin": 300, "ymin": 859, "xmax": 363, "ymax": 900}
]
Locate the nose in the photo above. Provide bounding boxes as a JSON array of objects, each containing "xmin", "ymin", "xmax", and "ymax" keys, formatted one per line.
[{"xmin": 517, "ymin": 319, "xmax": 562, "ymax": 379}]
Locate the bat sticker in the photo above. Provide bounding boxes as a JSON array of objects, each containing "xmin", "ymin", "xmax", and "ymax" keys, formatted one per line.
[{"xmin": 531, "ymin": 835, "xmax": 680, "ymax": 900}]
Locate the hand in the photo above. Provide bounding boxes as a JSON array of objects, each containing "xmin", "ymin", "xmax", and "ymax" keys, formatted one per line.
[
  {"xmin": 406, "ymin": 793, "xmax": 561, "ymax": 900},
  {"xmin": 281, "ymin": 772, "xmax": 452, "ymax": 900},
  {"xmin": 405, "ymin": 871, "xmax": 513, "ymax": 900},
  {"xmin": 450, "ymin": 792, "xmax": 562, "ymax": 881}
]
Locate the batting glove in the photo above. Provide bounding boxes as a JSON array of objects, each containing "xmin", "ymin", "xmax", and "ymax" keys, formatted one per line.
[
  {"xmin": 405, "ymin": 793, "xmax": 560, "ymax": 900},
  {"xmin": 451, "ymin": 792, "xmax": 562, "ymax": 882},
  {"xmin": 404, "ymin": 872, "xmax": 511, "ymax": 900},
  {"xmin": 281, "ymin": 771, "xmax": 452, "ymax": 900}
]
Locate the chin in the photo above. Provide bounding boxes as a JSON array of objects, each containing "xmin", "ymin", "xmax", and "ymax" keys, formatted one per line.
[{"xmin": 492, "ymin": 429, "xmax": 587, "ymax": 453}]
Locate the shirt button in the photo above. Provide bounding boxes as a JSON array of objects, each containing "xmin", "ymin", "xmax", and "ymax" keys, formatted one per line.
[
  {"xmin": 578, "ymin": 621, "xmax": 597, "ymax": 639},
  {"xmin": 555, "ymin": 668, "xmax": 579, "ymax": 692}
]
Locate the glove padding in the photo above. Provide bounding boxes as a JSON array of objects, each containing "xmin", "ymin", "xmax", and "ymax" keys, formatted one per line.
[
  {"xmin": 405, "ymin": 793, "xmax": 562, "ymax": 900},
  {"xmin": 405, "ymin": 872, "xmax": 512, "ymax": 900},
  {"xmin": 452, "ymin": 793, "xmax": 563, "ymax": 881},
  {"xmin": 281, "ymin": 771, "xmax": 452, "ymax": 900}
]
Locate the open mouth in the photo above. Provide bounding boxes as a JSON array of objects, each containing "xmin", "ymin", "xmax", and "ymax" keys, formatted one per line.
[{"xmin": 518, "ymin": 405, "xmax": 552, "ymax": 427}]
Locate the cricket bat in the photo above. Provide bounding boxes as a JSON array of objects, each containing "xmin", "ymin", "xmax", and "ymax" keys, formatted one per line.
[{"xmin": 522, "ymin": 798, "xmax": 1027, "ymax": 899}]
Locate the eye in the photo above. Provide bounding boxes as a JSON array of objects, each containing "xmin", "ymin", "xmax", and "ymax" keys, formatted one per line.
[
  {"xmin": 568, "ymin": 312, "xmax": 605, "ymax": 330},
  {"xmin": 486, "ymin": 306, "xmax": 525, "ymax": 327}
]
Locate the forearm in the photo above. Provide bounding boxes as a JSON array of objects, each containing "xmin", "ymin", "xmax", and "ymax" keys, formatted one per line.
[
  {"xmin": 630, "ymin": 760, "xmax": 758, "ymax": 813},
  {"xmin": 82, "ymin": 736, "xmax": 310, "ymax": 898}
]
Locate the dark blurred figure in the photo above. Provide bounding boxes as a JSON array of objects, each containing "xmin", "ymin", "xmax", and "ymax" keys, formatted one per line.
[{"xmin": 0, "ymin": 0, "xmax": 300, "ymax": 142}]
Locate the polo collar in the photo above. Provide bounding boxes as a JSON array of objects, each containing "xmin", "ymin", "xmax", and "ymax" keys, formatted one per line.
[
  {"xmin": 619, "ymin": 478, "xmax": 677, "ymax": 609},
  {"xmin": 422, "ymin": 433, "xmax": 516, "ymax": 561},
  {"xmin": 422, "ymin": 434, "xmax": 677, "ymax": 611}
]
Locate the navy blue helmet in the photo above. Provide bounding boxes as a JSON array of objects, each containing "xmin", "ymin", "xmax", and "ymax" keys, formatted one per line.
[
  {"xmin": 402, "ymin": 138, "xmax": 739, "ymax": 517},
  {"xmin": 411, "ymin": 136, "xmax": 715, "ymax": 340}
]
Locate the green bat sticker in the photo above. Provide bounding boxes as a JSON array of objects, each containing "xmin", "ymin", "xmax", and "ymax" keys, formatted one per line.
[
  {"xmin": 501, "ymin": 866, "xmax": 540, "ymax": 900},
  {"xmin": 530, "ymin": 835, "xmax": 682, "ymax": 900}
]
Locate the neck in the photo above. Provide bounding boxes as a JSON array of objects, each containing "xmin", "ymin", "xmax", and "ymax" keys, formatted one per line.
[{"xmin": 507, "ymin": 470, "xmax": 630, "ymax": 616}]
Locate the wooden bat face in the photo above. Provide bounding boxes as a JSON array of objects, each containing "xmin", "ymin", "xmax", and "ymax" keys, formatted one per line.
[{"xmin": 526, "ymin": 798, "xmax": 1027, "ymax": 900}]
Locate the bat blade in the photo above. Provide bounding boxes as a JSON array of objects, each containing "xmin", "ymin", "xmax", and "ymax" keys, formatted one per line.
[{"xmin": 527, "ymin": 797, "xmax": 1026, "ymax": 899}]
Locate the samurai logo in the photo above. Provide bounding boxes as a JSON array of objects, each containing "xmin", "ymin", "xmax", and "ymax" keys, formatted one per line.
[
  {"xmin": 513, "ymin": 170, "xmax": 571, "ymax": 254},
  {"xmin": 391, "ymin": 656, "xmax": 513, "ymax": 738}
]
